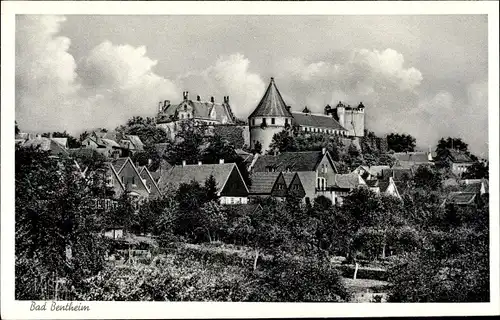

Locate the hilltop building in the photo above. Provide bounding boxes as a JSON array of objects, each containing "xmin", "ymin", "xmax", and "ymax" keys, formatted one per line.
[
  {"xmin": 248, "ymin": 77, "xmax": 365, "ymax": 152},
  {"xmin": 156, "ymin": 92, "xmax": 237, "ymax": 139}
]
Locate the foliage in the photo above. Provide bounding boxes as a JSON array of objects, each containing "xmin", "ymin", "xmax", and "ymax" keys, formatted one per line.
[
  {"xmin": 387, "ymin": 133, "xmax": 416, "ymax": 152},
  {"xmin": 212, "ymin": 125, "xmax": 245, "ymax": 150},
  {"xmin": 462, "ymin": 161, "xmax": 489, "ymax": 179},
  {"xmin": 15, "ymin": 121, "xmax": 20, "ymax": 135},
  {"xmin": 413, "ymin": 165, "xmax": 443, "ymax": 191},
  {"xmin": 251, "ymin": 141, "xmax": 262, "ymax": 154},
  {"xmin": 165, "ymin": 120, "xmax": 205, "ymax": 165},
  {"xmin": 269, "ymin": 130, "xmax": 298, "ymax": 153},
  {"xmin": 116, "ymin": 116, "xmax": 169, "ymax": 147},
  {"xmin": 15, "ymin": 145, "xmax": 107, "ymax": 299},
  {"xmin": 437, "ymin": 137, "xmax": 469, "ymax": 153}
]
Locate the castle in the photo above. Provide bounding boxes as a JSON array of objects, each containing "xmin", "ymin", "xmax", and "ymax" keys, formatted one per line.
[{"xmin": 156, "ymin": 77, "xmax": 365, "ymax": 152}]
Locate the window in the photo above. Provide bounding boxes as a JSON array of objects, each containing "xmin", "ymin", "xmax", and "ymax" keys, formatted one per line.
[
  {"xmin": 262, "ymin": 118, "xmax": 267, "ymax": 124},
  {"xmin": 121, "ymin": 176, "xmax": 125, "ymax": 184},
  {"xmin": 285, "ymin": 119, "xmax": 288, "ymax": 125},
  {"xmin": 132, "ymin": 176, "xmax": 135, "ymax": 185},
  {"xmin": 230, "ymin": 197, "xmax": 234, "ymax": 204},
  {"xmin": 271, "ymin": 118, "xmax": 275, "ymax": 124},
  {"xmin": 252, "ymin": 119, "xmax": 255, "ymax": 126}
]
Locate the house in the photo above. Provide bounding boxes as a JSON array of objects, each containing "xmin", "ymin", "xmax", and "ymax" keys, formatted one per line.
[
  {"xmin": 459, "ymin": 179, "xmax": 489, "ymax": 195},
  {"xmin": 328, "ymin": 173, "xmax": 367, "ymax": 205},
  {"xmin": 248, "ymin": 172, "xmax": 305, "ymax": 200},
  {"xmin": 352, "ymin": 165, "xmax": 390, "ymax": 181},
  {"xmin": 380, "ymin": 168, "xmax": 414, "ymax": 181},
  {"xmin": 444, "ymin": 192, "xmax": 478, "ymax": 207},
  {"xmin": 438, "ymin": 149, "xmax": 474, "ymax": 176},
  {"xmin": 365, "ymin": 177, "xmax": 401, "ymax": 199},
  {"xmin": 138, "ymin": 166, "xmax": 162, "ymax": 198},
  {"xmin": 392, "ymin": 151, "xmax": 433, "ymax": 169},
  {"xmin": 81, "ymin": 131, "xmax": 122, "ymax": 158},
  {"xmin": 158, "ymin": 162, "xmax": 249, "ymax": 205},
  {"xmin": 119, "ymin": 134, "xmax": 144, "ymax": 156},
  {"xmin": 110, "ymin": 157, "xmax": 151, "ymax": 200},
  {"xmin": 104, "ymin": 226, "xmax": 124, "ymax": 240},
  {"xmin": 156, "ymin": 93, "xmax": 237, "ymax": 139},
  {"xmin": 250, "ymin": 149, "xmax": 337, "ymax": 203},
  {"xmin": 22, "ymin": 135, "xmax": 69, "ymax": 157},
  {"xmin": 247, "ymin": 77, "xmax": 365, "ymax": 152}
]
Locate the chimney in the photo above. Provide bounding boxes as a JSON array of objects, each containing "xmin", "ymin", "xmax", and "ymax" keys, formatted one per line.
[
  {"xmin": 225, "ymin": 96, "xmax": 230, "ymax": 104},
  {"xmin": 322, "ymin": 147, "xmax": 326, "ymax": 155},
  {"xmin": 198, "ymin": 161, "xmax": 202, "ymax": 166},
  {"xmin": 158, "ymin": 101, "xmax": 163, "ymax": 112},
  {"xmin": 182, "ymin": 160, "xmax": 186, "ymax": 167},
  {"xmin": 210, "ymin": 96, "xmax": 215, "ymax": 103},
  {"xmin": 164, "ymin": 100, "xmax": 170, "ymax": 108},
  {"xmin": 183, "ymin": 91, "xmax": 188, "ymax": 100},
  {"xmin": 219, "ymin": 159, "xmax": 224, "ymax": 164},
  {"xmin": 197, "ymin": 95, "xmax": 201, "ymax": 101},
  {"xmin": 286, "ymin": 105, "xmax": 291, "ymax": 112}
]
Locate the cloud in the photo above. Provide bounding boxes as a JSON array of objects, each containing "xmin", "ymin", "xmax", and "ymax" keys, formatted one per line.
[
  {"xmin": 16, "ymin": 15, "xmax": 180, "ymax": 135},
  {"xmin": 177, "ymin": 53, "xmax": 265, "ymax": 119}
]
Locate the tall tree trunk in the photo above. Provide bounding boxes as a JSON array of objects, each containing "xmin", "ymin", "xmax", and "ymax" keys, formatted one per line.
[{"xmin": 253, "ymin": 249, "xmax": 259, "ymax": 271}]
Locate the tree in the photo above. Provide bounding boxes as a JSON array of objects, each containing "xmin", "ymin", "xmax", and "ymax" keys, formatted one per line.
[
  {"xmin": 116, "ymin": 116, "xmax": 169, "ymax": 147},
  {"xmin": 213, "ymin": 126, "xmax": 245, "ymax": 150},
  {"xmin": 413, "ymin": 165, "xmax": 443, "ymax": 191},
  {"xmin": 165, "ymin": 121, "xmax": 204, "ymax": 165},
  {"xmin": 436, "ymin": 137, "xmax": 469, "ymax": 153},
  {"xmin": 252, "ymin": 141, "xmax": 262, "ymax": 154},
  {"xmin": 204, "ymin": 175, "xmax": 219, "ymax": 203},
  {"xmin": 462, "ymin": 161, "xmax": 489, "ymax": 179},
  {"xmin": 387, "ymin": 133, "xmax": 416, "ymax": 152},
  {"xmin": 15, "ymin": 145, "xmax": 107, "ymax": 299},
  {"xmin": 269, "ymin": 131, "xmax": 298, "ymax": 153}
]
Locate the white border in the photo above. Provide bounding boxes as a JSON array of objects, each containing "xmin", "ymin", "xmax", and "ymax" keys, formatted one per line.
[{"xmin": 1, "ymin": 1, "xmax": 499, "ymax": 319}]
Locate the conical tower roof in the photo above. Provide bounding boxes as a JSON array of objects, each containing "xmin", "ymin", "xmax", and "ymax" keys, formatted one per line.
[{"xmin": 249, "ymin": 77, "xmax": 293, "ymax": 118}]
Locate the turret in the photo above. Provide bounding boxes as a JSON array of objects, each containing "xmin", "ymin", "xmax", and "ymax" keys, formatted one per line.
[
  {"xmin": 248, "ymin": 77, "xmax": 293, "ymax": 153},
  {"xmin": 335, "ymin": 101, "xmax": 345, "ymax": 128}
]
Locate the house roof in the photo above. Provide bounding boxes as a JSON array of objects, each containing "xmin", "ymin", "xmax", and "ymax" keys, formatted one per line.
[
  {"xmin": 249, "ymin": 172, "xmax": 281, "ymax": 194},
  {"xmin": 249, "ymin": 77, "xmax": 293, "ymax": 118},
  {"xmin": 378, "ymin": 179, "xmax": 391, "ymax": 193},
  {"xmin": 355, "ymin": 165, "xmax": 390, "ymax": 177},
  {"xmin": 23, "ymin": 137, "xmax": 69, "ymax": 156},
  {"xmin": 281, "ymin": 172, "xmax": 297, "ymax": 187},
  {"xmin": 296, "ymin": 171, "xmax": 317, "ymax": 194},
  {"xmin": 332, "ymin": 173, "xmax": 365, "ymax": 189},
  {"xmin": 158, "ymin": 98, "xmax": 235, "ymax": 124},
  {"xmin": 291, "ymin": 112, "xmax": 346, "ymax": 131},
  {"xmin": 158, "ymin": 163, "xmax": 240, "ymax": 193},
  {"xmin": 252, "ymin": 151, "xmax": 329, "ymax": 172},
  {"xmin": 447, "ymin": 149, "xmax": 474, "ymax": 163},
  {"xmin": 393, "ymin": 152, "xmax": 431, "ymax": 163},
  {"xmin": 365, "ymin": 179, "xmax": 379, "ymax": 188},
  {"xmin": 124, "ymin": 135, "xmax": 144, "ymax": 150},
  {"xmin": 447, "ymin": 192, "xmax": 477, "ymax": 205},
  {"xmin": 51, "ymin": 137, "xmax": 68, "ymax": 147},
  {"xmin": 228, "ymin": 204, "xmax": 262, "ymax": 216},
  {"xmin": 381, "ymin": 168, "xmax": 413, "ymax": 181},
  {"xmin": 111, "ymin": 157, "xmax": 129, "ymax": 173},
  {"xmin": 101, "ymin": 138, "xmax": 121, "ymax": 148}
]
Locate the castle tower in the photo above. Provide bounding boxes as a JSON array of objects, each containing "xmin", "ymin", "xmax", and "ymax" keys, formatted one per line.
[{"xmin": 248, "ymin": 77, "xmax": 293, "ymax": 153}]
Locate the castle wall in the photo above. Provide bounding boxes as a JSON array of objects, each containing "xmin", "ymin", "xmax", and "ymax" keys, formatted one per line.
[
  {"xmin": 342, "ymin": 109, "xmax": 365, "ymax": 137},
  {"xmin": 249, "ymin": 116, "xmax": 292, "ymax": 152}
]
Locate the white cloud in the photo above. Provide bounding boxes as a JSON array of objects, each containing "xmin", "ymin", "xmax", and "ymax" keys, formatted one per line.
[
  {"xmin": 177, "ymin": 53, "xmax": 265, "ymax": 119},
  {"xmin": 16, "ymin": 16, "xmax": 180, "ymax": 135}
]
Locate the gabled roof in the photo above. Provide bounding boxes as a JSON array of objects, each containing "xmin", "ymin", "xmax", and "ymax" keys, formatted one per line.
[
  {"xmin": 381, "ymin": 168, "xmax": 414, "ymax": 181},
  {"xmin": 23, "ymin": 137, "xmax": 69, "ymax": 156},
  {"xmin": 123, "ymin": 135, "xmax": 144, "ymax": 150},
  {"xmin": 393, "ymin": 152, "xmax": 431, "ymax": 163},
  {"xmin": 291, "ymin": 112, "xmax": 346, "ymax": 131},
  {"xmin": 332, "ymin": 173, "xmax": 365, "ymax": 189},
  {"xmin": 101, "ymin": 138, "xmax": 121, "ymax": 148},
  {"xmin": 249, "ymin": 172, "xmax": 281, "ymax": 194},
  {"xmin": 281, "ymin": 172, "xmax": 297, "ymax": 187},
  {"xmin": 249, "ymin": 77, "xmax": 293, "ymax": 118},
  {"xmin": 446, "ymin": 149, "xmax": 474, "ymax": 163},
  {"xmin": 446, "ymin": 192, "xmax": 477, "ymax": 205},
  {"xmin": 158, "ymin": 98, "xmax": 235, "ymax": 124},
  {"xmin": 252, "ymin": 151, "xmax": 334, "ymax": 172},
  {"xmin": 51, "ymin": 138, "xmax": 68, "ymax": 148},
  {"xmin": 158, "ymin": 163, "xmax": 243, "ymax": 193},
  {"xmin": 139, "ymin": 166, "xmax": 162, "ymax": 196},
  {"xmin": 107, "ymin": 162, "xmax": 126, "ymax": 193},
  {"xmin": 354, "ymin": 165, "xmax": 390, "ymax": 177},
  {"xmin": 111, "ymin": 157, "xmax": 129, "ymax": 173}
]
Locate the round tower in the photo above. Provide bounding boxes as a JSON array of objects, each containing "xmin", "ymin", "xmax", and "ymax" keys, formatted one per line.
[{"xmin": 248, "ymin": 77, "xmax": 294, "ymax": 153}]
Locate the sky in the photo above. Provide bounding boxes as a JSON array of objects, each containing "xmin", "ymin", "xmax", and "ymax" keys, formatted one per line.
[{"xmin": 15, "ymin": 15, "xmax": 488, "ymax": 156}]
